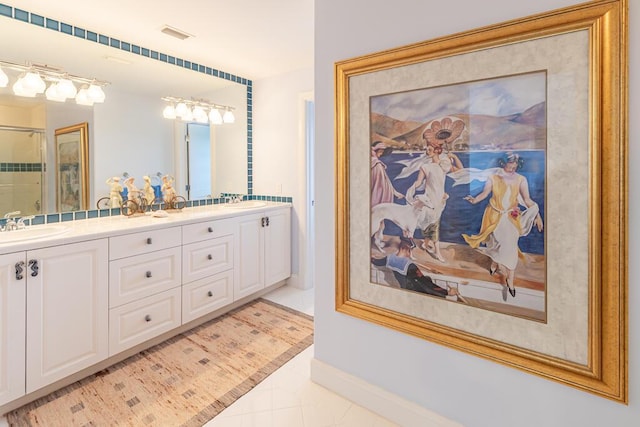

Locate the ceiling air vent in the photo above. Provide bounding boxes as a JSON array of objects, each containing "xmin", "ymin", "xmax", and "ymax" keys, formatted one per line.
[{"xmin": 160, "ymin": 25, "xmax": 193, "ymax": 40}]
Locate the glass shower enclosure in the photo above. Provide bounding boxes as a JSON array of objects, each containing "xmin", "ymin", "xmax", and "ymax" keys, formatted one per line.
[{"xmin": 0, "ymin": 126, "xmax": 45, "ymax": 216}]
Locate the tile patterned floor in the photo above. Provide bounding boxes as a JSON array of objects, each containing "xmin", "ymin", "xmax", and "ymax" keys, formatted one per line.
[{"xmin": 1, "ymin": 285, "xmax": 397, "ymax": 426}]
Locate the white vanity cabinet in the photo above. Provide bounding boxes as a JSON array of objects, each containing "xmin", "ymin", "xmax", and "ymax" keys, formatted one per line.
[
  {"xmin": 1, "ymin": 240, "xmax": 109, "ymax": 403},
  {"xmin": 235, "ymin": 207, "xmax": 291, "ymax": 300},
  {"xmin": 26, "ymin": 240, "xmax": 109, "ymax": 393},
  {"xmin": 0, "ymin": 252, "xmax": 26, "ymax": 406},
  {"xmin": 108, "ymin": 227, "xmax": 182, "ymax": 355},
  {"xmin": 181, "ymin": 218, "xmax": 235, "ymax": 323},
  {"xmin": 0, "ymin": 204, "xmax": 292, "ymax": 411}
]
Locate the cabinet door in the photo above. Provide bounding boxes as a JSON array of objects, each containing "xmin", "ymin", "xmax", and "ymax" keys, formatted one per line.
[
  {"xmin": 264, "ymin": 208, "xmax": 292, "ymax": 286},
  {"xmin": 0, "ymin": 252, "xmax": 26, "ymax": 406},
  {"xmin": 26, "ymin": 239, "xmax": 109, "ymax": 393},
  {"xmin": 235, "ymin": 213, "xmax": 265, "ymax": 299}
]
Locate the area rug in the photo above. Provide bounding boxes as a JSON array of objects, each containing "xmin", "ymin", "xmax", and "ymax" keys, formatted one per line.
[{"xmin": 7, "ymin": 298, "xmax": 314, "ymax": 427}]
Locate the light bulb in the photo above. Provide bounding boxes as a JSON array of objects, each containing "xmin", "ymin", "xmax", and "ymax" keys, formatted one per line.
[
  {"xmin": 87, "ymin": 84, "xmax": 105, "ymax": 103},
  {"xmin": 209, "ymin": 108, "xmax": 223, "ymax": 125},
  {"xmin": 175, "ymin": 102, "xmax": 188, "ymax": 117},
  {"xmin": 45, "ymin": 83, "xmax": 66, "ymax": 102},
  {"xmin": 162, "ymin": 105, "xmax": 176, "ymax": 119},
  {"xmin": 222, "ymin": 109, "xmax": 235, "ymax": 124},
  {"xmin": 0, "ymin": 67, "xmax": 8, "ymax": 88},
  {"xmin": 57, "ymin": 78, "xmax": 77, "ymax": 98},
  {"xmin": 75, "ymin": 87, "xmax": 94, "ymax": 106}
]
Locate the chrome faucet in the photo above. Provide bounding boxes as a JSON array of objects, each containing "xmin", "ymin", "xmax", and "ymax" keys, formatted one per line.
[
  {"xmin": 16, "ymin": 215, "xmax": 35, "ymax": 230},
  {"xmin": 1, "ymin": 211, "xmax": 21, "ymax": 232}
]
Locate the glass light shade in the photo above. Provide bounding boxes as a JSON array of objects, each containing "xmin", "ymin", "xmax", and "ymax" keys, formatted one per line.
[
  {"xmin": 57, "ymin": 78, "xmax": 77, "ymax": 98},
  {"xmin": 181, "ymin": 108, "xmax": 194, "ymax": 122},
  {"xmin": 0, "ymin": 67, "xmax": 8, "ymax": 88},
  {"xmin": 75, "ymin": 87, "xmax": 94, "ymax": 106},
  {"xmin": 87, "ymin": 84, "xmax": 105, "ymax": 103},
  {"xmin": 175, "ymin": 102, "xmax": 188, "ymax": 117},
  {"xmin": 209, "ymin": 108, "xmax": 223, "ymax": 125},
  {"xmin": 222, "ymin": 109, "xmax": 235, "ymax": 123},
  {"xmin": 45, "ymin": 83, "xmax": 66, "ymax": 102},
  {"xmin": 192, "ymin": 106, "xmax": 207, "ymax": 121},
  {"xmin": 12, "ymin": 79, "xmax": 36, "ymax": 97},
  {"xmin": 162, "ymin": 105, "xmax": 177, "ymax": 119},
  {"xmin": 21, "ymin": 72, "xmax": 45, "ymax": 93}
]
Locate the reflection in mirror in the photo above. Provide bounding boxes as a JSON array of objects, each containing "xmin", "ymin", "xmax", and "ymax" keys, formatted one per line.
[
  {"xmin": 0, "ymin": 7, "xmax": 250, "ymax": 215},
  {"xmin": 55, "ymin": 122, "xmax": 89, "ymax": 212},
  {"xmin": 0, "ymin": 125, "xmax": 44, "ymax": 216}
]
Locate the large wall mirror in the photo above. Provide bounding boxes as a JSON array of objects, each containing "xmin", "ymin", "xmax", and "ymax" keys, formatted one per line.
[{"xmin": 0, "ymin": 9, "xmax": 249, "ymax": 215}]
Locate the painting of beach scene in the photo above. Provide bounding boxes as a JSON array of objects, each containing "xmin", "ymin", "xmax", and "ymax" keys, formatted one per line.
[{"xmin": 369, "ymin": 71, "xmax": 547, "ymax": 322}]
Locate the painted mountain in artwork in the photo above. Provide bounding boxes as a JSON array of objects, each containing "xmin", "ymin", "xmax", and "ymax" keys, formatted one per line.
[{"xmin": 371, "ymin": 101, "xmax": 546, "ymax": 151}]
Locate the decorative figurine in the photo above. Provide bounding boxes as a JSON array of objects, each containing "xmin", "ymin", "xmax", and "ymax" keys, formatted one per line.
[
  {"xmin": 161, "ymin": 174, "xmax": 177, "ymax": 204},
  {"xmin": 143, "ymin": 175, "xmax": 156, "ymax": 204},
  {"xmin": 106, "ymin": 176, "xmax": 123, "ymax": 208},
  {"xmin": 123, "ymin": 176, "xmax": 140, "ymax": 201}
]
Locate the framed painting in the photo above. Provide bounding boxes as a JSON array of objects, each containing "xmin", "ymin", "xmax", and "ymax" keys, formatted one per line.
[
  {"xmin": 335, "ymin": 0, "xmax": 627, "ymax": 402},
  {"xmin": 55, "ymin": 122, "xmax": 89, "ymax": 212}
]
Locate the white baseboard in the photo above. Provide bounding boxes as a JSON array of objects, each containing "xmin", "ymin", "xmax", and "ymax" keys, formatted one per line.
[{"xmin": 310, "ymin": 358, "xmax": 462, "ymax": 427}]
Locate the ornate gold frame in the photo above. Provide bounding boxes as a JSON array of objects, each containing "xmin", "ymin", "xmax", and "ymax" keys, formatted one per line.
[
  {"xmin": 335, "ymin": 1, "xmax": 627, "ymax": 402},
  {"xmin": 55, "ymin": 122, "xmax": 90, "ymax": 211}
]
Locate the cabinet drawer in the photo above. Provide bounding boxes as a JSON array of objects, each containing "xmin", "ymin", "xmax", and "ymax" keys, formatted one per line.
[
  {"xmin": 109, "ymin": 288, "xmax": 181, "ymax": 356},
  {"xmin": 109, "ymin": 227, "xmax": 181, "ymax": 260},
  {"xmin": 182, "ymin": 235, "xmax": 233, "ymax": 284},
  {"xmin": 182, "ymin": 217, "xmax": 235, "ymax": 244},
  {"xmin": 182, "ymin": 270, "xmax": 234, "ymax": 324},
  {"xmin": 109, "ymin": 247, "xmax": 181, "ymax": 308}
]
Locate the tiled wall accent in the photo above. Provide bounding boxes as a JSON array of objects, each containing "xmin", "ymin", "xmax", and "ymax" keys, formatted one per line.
[
  {"xmin": 0, "ymin": 162, "xmax": 43, "ymax": 172},
  {"xmin": 0, "ymin": 195, "xmax": 293, "ymax": 228},
  {"xmin": 0, "ymin": 3, "xmax": 292, "ymax": 224}
]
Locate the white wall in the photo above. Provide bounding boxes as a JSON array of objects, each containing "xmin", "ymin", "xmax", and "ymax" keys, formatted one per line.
[
  {"xmin": 253, "ymin": 67, "xmax": 314, "ymax": 288},
  {"xmin": 314, "ymin": 1, "xmax": 638, "ymax": 426},
  {"xmin": 93, "ymin": 89, "xmax": 174, "ymax": 204}
]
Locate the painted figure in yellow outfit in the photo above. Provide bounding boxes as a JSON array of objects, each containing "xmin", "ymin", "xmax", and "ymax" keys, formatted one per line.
[{"xmin": 462, "ymin": 153, "xmax": 543, "ymax": 297}]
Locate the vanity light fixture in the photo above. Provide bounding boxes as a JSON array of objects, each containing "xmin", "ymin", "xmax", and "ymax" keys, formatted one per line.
[
  {"xmin": 0, "ymin": 59, "xmax": 109, "ymax": 105},
  {"xmin": 161, "ymin": 96, "xmax": 235, "ymax": 125}
]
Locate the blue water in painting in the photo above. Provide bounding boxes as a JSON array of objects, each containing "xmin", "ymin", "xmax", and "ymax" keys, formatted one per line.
[{"xmin": 380, "ymin": 150, "xmax": 545, "ymax": 255}]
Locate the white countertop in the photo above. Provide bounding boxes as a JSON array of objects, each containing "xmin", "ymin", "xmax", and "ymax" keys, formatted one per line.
[{"xmin": 0, "ymin": 202, "xmax": 291, "ymax": 253}]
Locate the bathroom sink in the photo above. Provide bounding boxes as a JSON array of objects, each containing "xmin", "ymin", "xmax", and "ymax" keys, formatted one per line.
[
  {"xmin": 222, "ymin": 201, "xmax": 267, "ymax": 209},
  {"xmin": 0, "ymin": 225, "xmax": 69, "ymax": 244}
]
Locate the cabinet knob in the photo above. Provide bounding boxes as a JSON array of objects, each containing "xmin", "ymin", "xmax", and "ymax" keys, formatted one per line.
[
  {"xmin": 207, "ymin": 227, "xmax": 213, "ymax": 232},
  {"xmin": 145, "ymin": 271, "xmax": 152, "ymax": 278},
  {"xmin": 207, "ymin": 291, "xmax": 213, "ymax": 297},
  {"xmin": 207, "ymin": 254, "xmax": 213, "ymax": 260},
  {"xmin": 146, "ymin": 237, "xmax": 153, "ymax": 245},
  {"xmin": 145, "ymin": 314, "xmax": 152, "ymax": 322}
]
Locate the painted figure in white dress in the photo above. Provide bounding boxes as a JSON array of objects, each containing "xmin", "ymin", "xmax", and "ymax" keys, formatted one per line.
[{"xmin": 461, "ymin": 152, "xmax": 544, "ymax": 297}]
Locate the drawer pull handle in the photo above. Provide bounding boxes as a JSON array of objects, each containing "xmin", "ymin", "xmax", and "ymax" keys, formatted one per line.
[
  {"xmin": 146, "ymin": 271, "xmax": 152, "ymax": 278},
  {"xmin": 15, "ymin": 261, "xmax": 25, "ymax": 281},
  {"xmin": 207, "ymin": 254, "xmax": 213, "ymax": 260},
  {"xmin": 146, "ymin": 237, "xmax": 153, "ymax": 244},
  {"xmin": 28, "ymin": 259, "xmax": 39, "ymax": 277},
  {"xmin": 145, "ymin": 314, "xmax": 152, "ymax": 322},
  {"xmin": 207, "ymin": 291, "xmax": 213, "ymax": 297},
  {"xmin": 208, "ymin": 227, "xmax": 213, "ymax": 232}
]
